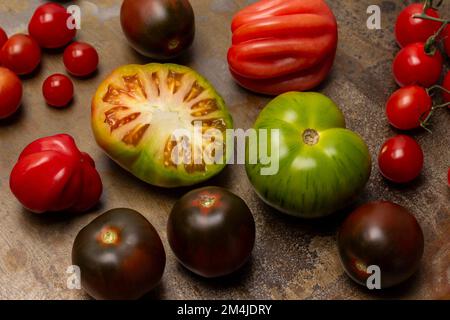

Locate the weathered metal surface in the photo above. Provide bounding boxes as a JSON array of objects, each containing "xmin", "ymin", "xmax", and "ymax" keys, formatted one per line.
[{"xmin": 0, "ymin": 0, "xmax": 448, "ymax": 300}]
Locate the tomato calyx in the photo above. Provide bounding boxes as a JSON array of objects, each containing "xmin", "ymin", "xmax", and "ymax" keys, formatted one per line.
[
  {"xmin": 302, "ymin": 129, "xmax": 320, "ymax": 146},
  {"xmin": 413, "ymin": 10, "xmax": 449, "ymax": 55},
  {"xmin": 98, "ymin": 226, "xmax": 121, "ymax": 246}
]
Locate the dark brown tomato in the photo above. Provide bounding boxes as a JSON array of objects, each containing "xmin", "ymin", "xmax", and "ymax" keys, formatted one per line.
[
  {"xmin": 72, "ymin": 208, "xmax": 166, "ymax": 300},
  {"xmin": 168, "ymin": 187, "xmax": 255, "ymax": 278},
  {"xmin": 120, "ymin": 0, "xmax": 195, "ymax": 60},
  {"xmin": 337, "ymin": 201, "xmax": 424, "ymax": 289}
]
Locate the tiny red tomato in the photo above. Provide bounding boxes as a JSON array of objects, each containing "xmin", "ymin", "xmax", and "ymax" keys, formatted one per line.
[
  {"xmin": 42, "ymin": 74, "xmax": 74, "ymax": 108},
  {"xmin": 0, "ymin": 27, "xmax": 7, "ymax": 49},
  {"xmin": 63, "ymin": 42, "xmax": 99, "ymax": 77},
  {"xmin": 444, "ymin": 25, "xmax": 450, "ymax": 57},
  {"xmin": 28, "ymin": 3, "xmax": 76, "ymax": 49},
  {"xmin": 0, "ymin": 34, "xmax": 41, "ymax": 75},
  {"xmin": 0, "ymin": 67, "xmax": 22, "ymax": 119},
  {"xmin": 378, "ymin": 135, "xmax": 424, "ymax": 184},
  {"xmin": 443, "ymin": 71, "xmax": 450, "ymax": 104},
  {"xmin": 386, "ymin": 86, "xmax": 431, "ymax": 130},
  {"xmin": 392, "ymin": 42, "xmax": 443, "ymax": 88},
  {"xmin": 394, "ymin": 4, "xmax": 441, "ymax": 48}
]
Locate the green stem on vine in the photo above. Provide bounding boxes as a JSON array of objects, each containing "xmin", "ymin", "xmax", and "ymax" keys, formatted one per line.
[
  {"xmin": 420, "ymin": 102, "xmax": 450, "ymax": 132},
  {"xmin": 427, "ymin": 85, "xmax": 450, "ymax": 96},
  {"xmin": 412, "ymin": 14, "xmax": 449, "ymax": 54}
]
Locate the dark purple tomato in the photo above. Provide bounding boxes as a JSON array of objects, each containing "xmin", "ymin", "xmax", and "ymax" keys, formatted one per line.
[
  {"xmin": 338, "ymin": 201, "xmax": 424, "ymax": 289},
  {"xmin": 120, "ymin": 0, "xmax": 195, "ymax": 60},
  {"xmin": 168, "ymin": 187, "xmax": 255, "ymax": 278},
  {"xmin": 72, "ymin": 208, "xmax": 166, "ymax": 300}
]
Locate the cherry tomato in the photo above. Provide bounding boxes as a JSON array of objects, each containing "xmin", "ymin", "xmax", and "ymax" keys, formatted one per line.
[
  {"xmin": 386, "ymin": 86, "xmax": 431, "ymax": 130},
  {"xmin": 0, "ymin": 27, "xmax": 7, "ymax": 49},
  {"xmin": 338, "ymin": 201, "xmax": 424, "ymax": 289},
  {"xmin": 392, "ymin": 42, "xmax": 443, "ymax": 88},
  {"xmin": 0, "ymin": 67, "xmax": 22, "ymax": 119},
  {"xmin": 394, "ymin": 4, "xmax": 441, "ymax": 48},
  {"xmin": 42, "ymin": 74, "xmax": 74, "ymax": 108},
  {"xmin": 28, "ymin": 3, "xmax": 76, "ymax": 49},
  {"xmin": 63, "ymin": 42, "xmax": 99, "ymax": 77},
  {"xmin": 443, "ymin": 71, "xmax": 450, "ymax": 104},
  {"xmin": 0, "ymin": 34, "xmax": 41, "ymax": 75},
  {"xmin": 378, "ymin": 135, "xmax": 424, "ymax": 183},
  {"xmin": 444, "ymin": 25, "xmax": 450, "ymax": 57}
]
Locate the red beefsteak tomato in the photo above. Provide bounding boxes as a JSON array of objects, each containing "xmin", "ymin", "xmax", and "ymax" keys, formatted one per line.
[
  {"xmin": 10, "ymin": 134, "xmax": 103, "ymax": 214},
  {"xmin": 227, "ymin": 0, "xmax": 338, "ymax": 95}
]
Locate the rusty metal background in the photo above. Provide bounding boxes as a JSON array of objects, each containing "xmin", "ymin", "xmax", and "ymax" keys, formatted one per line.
[{"xmin": 0, "ymin": 0, "xmax": 448, "ymax": 299}]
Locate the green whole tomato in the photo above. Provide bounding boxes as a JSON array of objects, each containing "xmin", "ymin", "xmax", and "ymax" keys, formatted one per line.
[{"xmin": 245, "ymin": 92, "xmax": 371, "ymax": 218}]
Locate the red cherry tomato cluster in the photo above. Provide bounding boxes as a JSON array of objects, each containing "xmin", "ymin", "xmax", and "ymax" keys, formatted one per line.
[
  {"xmin": 379, "ymin": 1, "xmax": 450, "ymax": 185},
  {"xmin": 0, "ymin": 2, "xmax": 99, "ymax": 117}
]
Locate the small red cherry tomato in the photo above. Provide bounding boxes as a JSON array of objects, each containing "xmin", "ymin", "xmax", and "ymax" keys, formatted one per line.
[
  {"xmin": 63, "ymin": 42, "xmax": 99, "ymax": 77},
  {"xmin": 392, "ymin": 42, "xmax": 443, "ymax": 88},
  {"xmin": 0, "ymin": 27, "xmax": 8, "ymax": 49},
  {"xmin": 0, "ymin": 67, "xmax": 22, "ymax": 119},
  {"xmin": 42, "ymin": 74, "xmax": 74, "ymax": 108},
  {"xmin": 378, "ymin": 135, "xmax": 424, "ymax": 184},
  {"xmin": 394, "ymin": 4, "xmax": 441, "ymax": 48},
  {"xmin": 0, "ymin": 34, "xmax": 41, "ymax": 75},
  {"xmin": 443, "ymin": 71, "xmax": 450, "ymax": 105},
  {"xmin": 444, "ymin": 25, "xmax": 450, "ymax": 57},
  {"xmin": 28, "ymin": 3, "xmax": 76, "ymax": 49},
  {"xmin": 386, "ymin": 86, "xmax": 431, "ymax": 130}
]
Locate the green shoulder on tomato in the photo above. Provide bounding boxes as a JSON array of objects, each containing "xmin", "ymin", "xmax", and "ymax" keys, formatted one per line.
[{"xmin": 245, "ymin": 92, "xmax": 371, "ymax": 218}]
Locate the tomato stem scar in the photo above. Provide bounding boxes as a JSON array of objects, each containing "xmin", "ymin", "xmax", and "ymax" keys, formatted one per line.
[{"xmin": 302, "ymin": 129, "xmax": 319, "ymax": 146}]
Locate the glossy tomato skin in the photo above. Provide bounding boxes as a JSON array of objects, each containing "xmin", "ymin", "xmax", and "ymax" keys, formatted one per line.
[
  {"xmin": 42, "ymin": 74, "xmax": 74, "ymax": 107},
  {"xmin": 0, "ymin": 34, "xmax": 41, "ymax": 75},
  {"xmin": 0, "ymin": 67, "xmax": 22, "ymax": 119},
  {"xmin": 246, "ymin": 92, "xmax": 371, "ymax": 218},
  {"xmin": 120, "ymin": 0, "xmax": 195, "ymax": 60},
  {"xmin": 394, "ymin": 4, "xmax": 440, "ymax": 48},
  {"xmin": 443, "ymin": 25, "xmax": 450, "ymax": 57},
  {"xmin": 385, "ymin": 86, "xmax": 431, "ymax": 130},
  {"xmin": 378, "ymin": 135, "xmax": 423, "ymax": 183},
  {"xmin": 443, "ymin": 71, "xmax": 450, "ymax": 104},
  {"xmin": 0, "ymin": 27, "xmax": 7, "ymax": 49},
  {"xmin": 392, "ymin": 43, "xmax": 443, "ymax": 88},
  {"xmin": 28, "ymin": 3, "xmax": 76, "ymax": 49},
  {"xmin": 168, "ymin": 187, "xmax": 255, "ymax": 278},
  {"xmin": 338, "ymin": 201, "xmax": 424, "ymax": 288},
  {"xmin": 63, "ymin": 42, "xmax": 99, "ymax": 77},
  {"xmin": 10, "ymin": 134, "xmax": 102, "ymax": 213},
  {"xmin": 72, "ymin": 208, "xmax": 166, "ymax": 300},
  {"xmin": 228, "ymin": 0, "xmax": 338, "ymax": 95}
]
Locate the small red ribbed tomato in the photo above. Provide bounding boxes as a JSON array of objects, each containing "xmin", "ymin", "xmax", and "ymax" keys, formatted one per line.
[
  {"xmin": 10, "ymin": 134, "xmax": 103, "ymax": 213},
  {"xmin": 385, "ymin": 86, "xmax": 431, "ymax": 130},
  {"xmin": 227, "ymin": 0, "xmax": 338, "ymax": 95}
]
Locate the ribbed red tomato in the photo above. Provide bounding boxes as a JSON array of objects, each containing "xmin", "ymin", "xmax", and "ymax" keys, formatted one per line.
[
  {"xmin": 10, "ymin": 134, "xmax": 103, "ymax": 213},
  {"xmin": 227, "ymin": 0, "xmax": 338, "ymax": 95}
]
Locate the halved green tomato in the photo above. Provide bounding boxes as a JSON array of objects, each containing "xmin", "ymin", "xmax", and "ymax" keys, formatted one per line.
[
  {"xmin": 92, "ymin": 64, "xmax": 233, "ymax": 187},
  {"xmin": 245, "ymin": 92, "xmax": 371, "ymax": 218}
]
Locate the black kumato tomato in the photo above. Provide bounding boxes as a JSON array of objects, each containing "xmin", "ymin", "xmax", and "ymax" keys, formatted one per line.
[
  {"xmin": 72, "ymin": 208, "xmax": 166, "ymax": 300},
  {"xmin": 337, "ymin": 201, "xmax": 424, "ymax": 289},
  {"xmin": 120, "ymin": 0, "xmax": 195, "ymax": 60},
  {"xmin": 168, "ymin": 187, "xmax": 255, "ymax": 278}
]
